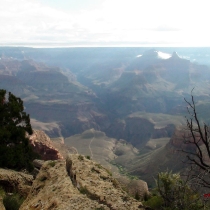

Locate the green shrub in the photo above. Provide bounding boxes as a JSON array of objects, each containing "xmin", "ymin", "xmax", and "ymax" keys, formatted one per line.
[
  {"xmin": 79, "ymin": 186, "xmax": 89, "ymax": 195},
  {"xmin": 86, "ymin": 155, "xmax": 90, "ymax": 160},
  {"xmin": 134, "ymin": 191, "xmax": 140, "ymax": 200},
  {"xmin": 48, "ymin": 161, "xmax": 56, "ymax": 167},
  {"xmin": 3, "ymin": 193, "xmax": 24, "ymax": 210},
  {"xmin": 143, "ymin": 195, "xmax": 164, "ymax": 209},
  {"xmin": 0, "ymin": 90, "xmax": 38, "ymax": 172},
  {"xmin": 39, "ymin": 176, "xmax": 47, "ymax": 182},
  {"xmin": 78, "ymin": 155, "xmax": 84, "ymax": 161},
  {"xmin": 0, "ymin": 186, "xmax": 5, "ymax": 197},
  {"xmin": 155, "ymin": 171, "xmax": 203, "ymax": 210}
]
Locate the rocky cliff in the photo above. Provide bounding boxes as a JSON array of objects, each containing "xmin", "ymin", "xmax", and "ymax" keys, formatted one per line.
[
  {"xmin": 167, "ymin": 127, "xmax": 199, "ymax": 152},
  {"xmin": 29, "ymin": 130, "xmax": 63, "ymax": 160},
  {"xmin": 20, "ymin": 154, "xmax": 145, "ymax": 210}
]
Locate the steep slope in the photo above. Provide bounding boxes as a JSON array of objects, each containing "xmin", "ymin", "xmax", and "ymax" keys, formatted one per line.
[
  {"xmin": 126, "ymin": 49, "xmax": 171, "ymax": 71},
  {"xmin": 117, "ymin": 127, "xmax": 191, "ymax": 187},
  {"xmin": 20, "ymin": 155, "xmax": 145, "ymax": 210},
  {"xmin": 1, "ymin": 48, "xmax": 210, "ymax": 165},
  {"xmin": 0, "ymin": 57, "xmax": 109, "ymax": 138},
  {"xmin": 64, "ymin": 129, "xmax": 137, "ymax": 172}
]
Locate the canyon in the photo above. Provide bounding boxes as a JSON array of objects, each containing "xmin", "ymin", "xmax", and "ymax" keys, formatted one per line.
[{"xmin": 0, "ymin": 47, "xmax": 210, "ymax": 186}]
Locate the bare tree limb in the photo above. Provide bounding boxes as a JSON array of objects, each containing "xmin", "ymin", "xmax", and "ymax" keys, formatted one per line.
[{"xmin": 182, "ymin": 91, "xmax": 210, "ymax": 188}]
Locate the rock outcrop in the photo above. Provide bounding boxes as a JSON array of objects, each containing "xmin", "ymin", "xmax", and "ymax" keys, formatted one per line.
[
  {"xmin": 167, "ymin": 127, "xmax": 199, "ymax": 152},
  {"xmin": 29, "ymin": 130, "xmax": 63, "ymax": 160},
  {"xmin": 20, "ymin": 155, "xmax": 145, "ymax": 210},
  {"xmin": 106, "ymin": 117, "xmax": 154, "ymax": 148},
  {"xmin": 0, "ymin": 169, "xmax": 34, "ymax": 197}
]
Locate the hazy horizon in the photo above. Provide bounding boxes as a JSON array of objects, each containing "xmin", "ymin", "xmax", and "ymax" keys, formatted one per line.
[{"xmin": 1, "ymin": 0, "xmax": 210, "ymax": 47}]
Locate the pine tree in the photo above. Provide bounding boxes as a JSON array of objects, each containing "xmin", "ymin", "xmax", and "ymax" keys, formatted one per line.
[{"xmin": 0, "ymin": 89, "xmax": 36, "ymax": 171}]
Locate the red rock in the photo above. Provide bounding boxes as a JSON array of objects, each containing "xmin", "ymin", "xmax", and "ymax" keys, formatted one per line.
[{"xmin": 29, "ymin": 130, "xmax": 63, "ymax": 160}]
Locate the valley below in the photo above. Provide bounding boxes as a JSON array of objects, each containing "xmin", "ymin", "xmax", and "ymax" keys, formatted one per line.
[{"xmin": 1, "ymin": 47, "xmax": 210, "ymax": 186}]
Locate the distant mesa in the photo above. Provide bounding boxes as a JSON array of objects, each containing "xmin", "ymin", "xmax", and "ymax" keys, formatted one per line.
[{"xmin": 141, "ymin": 49, "xmax": 171, "ymax": 60}]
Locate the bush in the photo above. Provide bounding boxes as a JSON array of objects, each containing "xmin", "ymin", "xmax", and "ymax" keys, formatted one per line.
[
  {"xmin": 79, "ymin": 186, "xmax": 89, "ymax": 195},
  {"xmin": 48, "ymin": 161, "xmax": 56, "ymax": 167},
  {"xmin": 86, "ymin": 155, "xmax": 90, "ymax": 160},
  {"xmin": 143, "ymin": 195, "xmax": 163, "ymax": 209},
  {"xmin": 134, "ymin": 191, "xmax": 140, "ymax": 200},
  {"xmin": 0, "ymin": 90, "xmax": 38, "ymax": 171},
  {"xmin": 78, "ymin": 155, "xmax": 84, "ymax": 161},
  {"xmin": 3, "ymin": 193, "xmax": 24, "ymax": 210},
  {"xmin": 155, "ymin": 171, "xmax": 203, "ymax": 209}
]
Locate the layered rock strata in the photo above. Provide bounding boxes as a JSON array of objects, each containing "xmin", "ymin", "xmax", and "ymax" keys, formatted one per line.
[{"xmin": 29, "ymin": 130, "xmax": 63, "ymax": 160}]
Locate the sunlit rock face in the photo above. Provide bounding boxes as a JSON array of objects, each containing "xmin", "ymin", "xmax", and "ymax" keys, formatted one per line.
[{"xmin": 29, "ymin": 130, "xmax": 63, "ymax": 160}]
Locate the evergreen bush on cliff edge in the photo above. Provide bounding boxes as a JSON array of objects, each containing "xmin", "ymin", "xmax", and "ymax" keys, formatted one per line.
[{"xmin": 0, "ymin": 89, "xmax": 37, "ymax": 171}]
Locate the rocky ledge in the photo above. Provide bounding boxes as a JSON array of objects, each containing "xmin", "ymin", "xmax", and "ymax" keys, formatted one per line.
[
  {"xmin": 20, "ymin": 154, "xmax": 144, "ymax": 210},
  {"xmin": 29, "ymin": 130, "xmax": 63, "ymax": 160},
  {"xmin": 0, "ymin": 168, "xmax": 33, "ymax": 197}
]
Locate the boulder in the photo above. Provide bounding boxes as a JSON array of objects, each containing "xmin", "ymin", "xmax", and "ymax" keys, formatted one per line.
[
  {"xmin": 0, "ymin": 168, "xmax": 34, "ymax": 197},
  {"xmin": 32, "ymin": 159, "xmax": 45, "ymax": 169}
]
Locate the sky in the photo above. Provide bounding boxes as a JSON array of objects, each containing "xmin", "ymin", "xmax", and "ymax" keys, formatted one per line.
[{"xmin": 0, "ymin": 0, "xmax": 210, "ymax": 47}]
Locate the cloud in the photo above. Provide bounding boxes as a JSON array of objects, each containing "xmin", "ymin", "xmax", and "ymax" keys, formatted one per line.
[
  {"xmin": 0, "ymin": 0, "xmax": 210, "ymax": 46},
  {"xmin": 154, "ymin": 25, "xmax": 181, "ymax": 32},
  {"xmin": 0, "ymin": 0, "xmax": 76, "ymax": 42}
]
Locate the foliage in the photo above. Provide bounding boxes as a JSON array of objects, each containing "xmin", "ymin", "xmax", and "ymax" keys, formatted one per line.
[
  {"xmin": 183, "ymin": 93, "xmax": 210, "ymax": 189},
  {"xmin": 151, "ymin": 171, "xmax": 203, "ymax": 210},
  {"xmin": 79, "ymin": 186, "xmax": 89, "ymax": 195},
  {"xmin": 0, "ymin": 89, "xmax": 37, "ymax": 171},
  {"xmin": 144, "ymin": 92, "xmax": 210, "ymax": 210},
  {"xmin": 48, "ymin": 161, "xmax": 56, "ymax": 167},
  {"xmin": 0, "ymin": 186, "xmax": 5, "ymax": 197},
  {"xmin": 78, "ymin": 155, "xmax": 84, "ymax": 161},
  {"xmin": 39, "ymin": 175, "xmax": 47, "ymax": 182},
  {"xmin": 143, "ymin": 195, "xmax": 164, "ymax": 209},
  {"xmin": 134, "ymin": 191, "xmax": 140, "ymax": 200},
  {"xmin": 86, "ymin": 155, "xmax": 90, "ymax": 160},
  {"xmin": 3, "ymin": 193, "xmax": 24, "ymax": 210}
]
